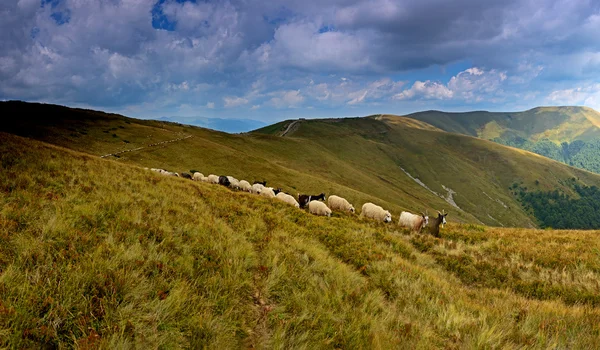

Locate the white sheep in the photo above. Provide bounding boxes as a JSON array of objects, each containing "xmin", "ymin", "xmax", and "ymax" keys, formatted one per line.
[
  {"xmin": 260, "ymin": 187, "xmax": 276, "ymax": 198},
  {"xmin": 207, "ymin": 174, "xmax": 219, "ymax": 184},
  {"xmin": 398, "ymin": 211, "xmax": 429, "ymax": 233},
  {"xmin": 238, "ymin": 180, "xmax": 252, "ymax": 192},
  {"xmin": 327, "ymin": 195, "xmax": 355, "ymax": 213},
  {"xmin": 251, "ymin": 183, "xmax": 264, "ymax": 194},
  {"xmin": 360, "ymin": 203, "xmax": 392, "ymax": 223},
  {"xmin": 157, "ymin": 169, "xmax": 178, "ymax": 177},
  {"xmin": 308, "ymin": 201, "xmax": 332, "ymax": 217},
  {"xmin": 227, "ymin": 176, "xmax": 240, "ymax": 190},
  {"xmin": 276, "ymin": 192, "xmax": 300, "ymax": 208},
  {"xmin": 192, "ymin": 172, "xmax": 204, "ymax": 181}
]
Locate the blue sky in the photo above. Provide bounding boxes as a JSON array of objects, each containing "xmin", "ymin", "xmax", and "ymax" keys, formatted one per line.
[{"xmin": 2, "ymin": 0, "xmax": 600, "ymax": 126}]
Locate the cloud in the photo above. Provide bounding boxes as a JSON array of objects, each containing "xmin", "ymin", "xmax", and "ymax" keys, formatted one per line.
[
  {"xmin": 269, "ymin": 90, "xmax": 304, "ymax": 108},
  {"xmin": 547, "ymin": 84, "xmax": 600, "ymax": 109},
  {"xmin": 394, "ymin": 67, "xmax": 507, "ymax": 101},
  {"xmin": 223, "ymin": 96, "xmax": 249, "ymax": 108},
  {"xmin": 305, "ymin": 77, "xmax": 405, "ymax": 105},
  {"xmin": 1, "ymin": 0, "xmax": 600, "ymax": 119},
  {"xmin": 394, "ymin": 81, "xmax": 454, "ymax": 100}
]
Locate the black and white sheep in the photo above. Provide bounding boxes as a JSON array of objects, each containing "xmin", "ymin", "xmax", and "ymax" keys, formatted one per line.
[
  {"xmin": 298, "ymin": 193, "xmax": 326, "ymax": 208},
  {"xmin": 218, "ymin": 176, "xmax": 231, "ymax": 187}
]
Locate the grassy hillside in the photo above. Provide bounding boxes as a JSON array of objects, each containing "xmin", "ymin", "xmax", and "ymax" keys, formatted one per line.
[
  {"xmin": 402, "ymin": 106, "xmax": 600, "ymax": 174},
  {"xmin": 3, "ymin": 132, "xmax": 600, "ymax": 348},
  {"xmin": 4, "ymin": 101, "xmax": 600, "ymax": 228}
]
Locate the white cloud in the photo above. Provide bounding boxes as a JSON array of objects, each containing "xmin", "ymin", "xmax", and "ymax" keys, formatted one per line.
[
  {"xmin": 1, "ymin": 0, "xmax": 600, "ymax": 117},
  {"xmin": 223, "ymin": 96, "xmax": 249, "ymax": 108},
  {"xmin": 251, "ymin": 105, "xmax": 260, "ymax": 110},
  {"xmin": 394, "ymin": 67, "xmax": 507, "ymax": 102},
  {"xmin": 269, "ymin": 90, "xmax": 304, "ymax": 108},
  {"xmin": 306, "ymin": 77, "xmax": 404, "ymax": 105},
  {"xmin": 243, "ymin": 21, "xmax": 376, "ymax": 73},
  {"xmin": 206, "ymin": 101, "xmax": 215, "ymax": 109},
  {"xmin": 347, "ymin": 90, "xmax": 368, "ymax": 105},
  {"xmin": 547, "ymin": 84, "xmax": 600, "ymax": 109},
  {"xmin": 394, "ymin": 81, "xmax": 453, "ymax": 100}
]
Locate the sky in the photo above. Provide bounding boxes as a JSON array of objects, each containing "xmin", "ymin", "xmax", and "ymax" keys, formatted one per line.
[{"xmin": 2, "ymin": 0, "xmax": 600, "ymax": 128}]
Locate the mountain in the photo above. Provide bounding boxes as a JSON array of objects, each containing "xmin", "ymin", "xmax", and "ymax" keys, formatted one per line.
[
  {"xmin": 3, "ymin": 112, "xmax": 600, "ymax": 347},
  {"xmin": 155, "ymin": 116, "xmax": 267, "ymax": 133},
  {"xmin": 401, "ymin": 106, "xmax": 600, "ymax": 173}
]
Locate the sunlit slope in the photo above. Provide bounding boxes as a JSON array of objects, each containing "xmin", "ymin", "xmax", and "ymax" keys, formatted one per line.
[
  {"xmin": 401, "ymin": 106, "xmax": 600, "ymax": 143},
  {"xmin": 3, "ymin": 132, "xmax": 600, "ymax": 348},
  {"xmin": 258, "ymin": 117, "xmax": 600, "ymax": 227}
]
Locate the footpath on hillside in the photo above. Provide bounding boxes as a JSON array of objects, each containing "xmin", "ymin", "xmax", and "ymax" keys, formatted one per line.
[
  {"xmin": 280, "ymin": 120, "xmax": 302, "ymax": 137},
  {"xmin": 100, "ymin": 134, "xmax": 192, "ymax": 158}
]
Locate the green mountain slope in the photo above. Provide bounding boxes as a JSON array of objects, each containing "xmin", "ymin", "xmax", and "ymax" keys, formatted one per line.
[
  {"xmin": 3, "ymin": 132, "xmax": 600, "ymax": 348},
  {"xmin": 402, "ymin": 106, "xmax": 600, "ymax": 173},
  {"xmin": 3, "ymin": 101, "xmax": 600, "ymax": 228}
]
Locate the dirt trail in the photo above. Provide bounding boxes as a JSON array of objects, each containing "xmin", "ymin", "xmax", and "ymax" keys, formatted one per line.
[
  {"xmin": 280, "ymin": 120, "xmax": 301, "ymax": 137},
  {"xmin": 100, "ymin": 134, "xmax": 192, "ymax": 158}
]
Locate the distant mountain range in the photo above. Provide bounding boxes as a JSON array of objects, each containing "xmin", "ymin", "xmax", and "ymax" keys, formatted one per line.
[{"xmin": 154, "ymin": 116, "xmax": 267, "ymax": 134}]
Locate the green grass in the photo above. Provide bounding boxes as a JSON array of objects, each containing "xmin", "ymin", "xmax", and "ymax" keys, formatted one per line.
[{"xmin": 3, "ymin": 133, "xmax": 600, "ymax": 348}]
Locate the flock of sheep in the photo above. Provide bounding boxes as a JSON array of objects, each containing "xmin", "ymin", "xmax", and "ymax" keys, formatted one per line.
[{"xmin": 148, "ymin": 168, "xmax": 449, "ymax": 236}]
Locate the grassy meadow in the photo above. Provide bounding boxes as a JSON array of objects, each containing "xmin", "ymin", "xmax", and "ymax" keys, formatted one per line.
[
  {"xmin": 7, "ymin": 101, "xmax": 600, "ymax": 229},
  {"xmin": 2, "ymin": 132, "xmax": 600, "ymax": 348}
]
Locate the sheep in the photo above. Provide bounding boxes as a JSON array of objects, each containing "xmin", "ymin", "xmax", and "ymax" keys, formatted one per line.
[
  {"xmin": 398, "ymin": 211, "xmax": 429, "ymax": 233},
  {"xmin": 181, "ymin": 172, "xmax": 192, "ymax": 179},
  {"xmin": 260, "ymin": 187, "xmax": 276, "ymax": 198},
  {"xmin": 428, "ymin": 210, "xmax": 448, "ymax": 237},
  {"xmin": 308, "ymin": 200, "xmax": 332, "ymax": 217},
  {"xmin": 218, "ymin": 176, "xmax": 231, "ymax": 187},
  {"xmin": 227, "ymin": 176, "xmax": 240, "ymax": 189},
  {"xmin": 298, "ymin": 193, "xmax": 326, "ymax": 208},
  {"xmin": 276, "ymin": 192, "xmax": 300, "ymax": 208},
  {"xmin": 251, "ymin": 183, "xmax": 264, "ymax": 194},
  {"xmin": 267, "ymin": 187, "xmax": 282, "ymax": 195},
  {"xmin": 327, "ymin": 195, "xmax": 355, "ymax": 213},
  {"xmin": 360, "ymin": 203, "xmax": 392, "ymax": 223},
  {"xmin": 192, "ymin": 172, "xmax": 204, "ymax": 181},
  {"xmin": 254, "ymin": 180, "xmax": 267, "ymax": 186},
  {"xmin": 207, "ymin": 174, "xmax": 219, "ymax": 184},
  {"xmin": 156, "ymin": 169, "xmax": 178, "ymax": 177},
  {"xmin": 238, "ymin": 180, "xmax": 252, "ymax": 192}
]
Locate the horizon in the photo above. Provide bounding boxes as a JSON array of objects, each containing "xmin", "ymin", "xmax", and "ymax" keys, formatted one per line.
[
  {"xmin": 2, "ymin": 99, "xmax": 596, "ymax": 133},
  {"xmin": 2, "ymin": 0, "xmax": 600, "ymax": 125}
]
